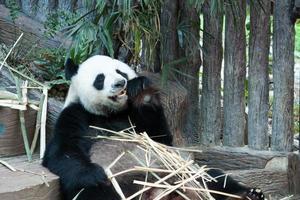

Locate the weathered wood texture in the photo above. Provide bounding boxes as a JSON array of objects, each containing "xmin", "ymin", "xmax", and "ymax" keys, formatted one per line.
[
  {"xmin": 194, "ymin": 146, "xmax": 288, "ymax": 171},
  {"xmin": 223, "ymin": 0, "xmax": 247, "ymax": 147},
  {"xmin": 229, "ymin": 169, "xmax": 289, "ymax": 199},
  {"xmin": 200, "ymin": 0, "xmax": 223, "ymax": 146},
  {"xmin": 160, "ymin": 0, "xmax": 179, "ymax": 69},
  {"xmin": 272, "ymin": 0, "xmax": 295, "ymax": 151},
  {"xmin": 1, "ymin": 0, "xmax": 83, "ymax": 22},
  {"xmin": 288, "ymin": 153, "xmax": 300, "ymax": 194},
  {"xmin": 248, "ymin": 0, "xmax": 271, "ymax": 150},
  {"xmin": 141, "ymin": 72, "xmax": 188, "ymax": 146},
  {"xmin": 0, "ymin": 155, "xmax": 60, "ymax": 200},
  {"xmin": 175, "ymin": 2, "xmax": 201, "ymax": 145},
  {"xmin": 0, "ymin": 4, "xmax": 67, "ymax": 56},
  {"xmin": 0, "ymin": 107, "xmax": 36, "ymax": 156}
]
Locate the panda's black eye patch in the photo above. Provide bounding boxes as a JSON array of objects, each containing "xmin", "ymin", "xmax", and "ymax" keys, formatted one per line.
[
  {"xmin": 93, "ymin": 73, "xmax": 105, "ymax": 90},
  {"xmin": 116, "ymin": 69, "xmax": 128, "ymax": 80}
]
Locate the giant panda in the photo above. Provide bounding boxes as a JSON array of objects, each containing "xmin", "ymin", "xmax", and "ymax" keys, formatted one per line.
[{"xmin": 42, "ymin": 55, "xmax": 265, "ymax": 200}]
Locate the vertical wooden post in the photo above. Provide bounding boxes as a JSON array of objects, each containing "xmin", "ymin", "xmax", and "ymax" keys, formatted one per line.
[
  {"xmin": 272, "ymin": 0, "xmax": 295, "ymax": 151},
  {"xmin": 201, "ymin": 0, "xmax": 223, "ymax": 146},
  {"xmin": 288, "ymin": 153, "xmax": 300, "ymax": 195},
  {"xmin": 248, "ymin": 0, "xmax": 271, "ymax": 150},
  {"xmin": 223, "ymin": 0, "xmax": 246, "ymax": 146}
]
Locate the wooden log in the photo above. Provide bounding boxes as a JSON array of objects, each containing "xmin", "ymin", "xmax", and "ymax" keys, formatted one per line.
[
  {"xmin": 229, "ymin": 169, "xmax": 289, "ymax": 199},
  {"xmin": 288, "ymin": 153, "xmax": 300, "ymax": 194},
  {"xmin": 0, "ymin": 4, "xmax": 69, "ymax": 57},
  {"xmin": 0, "ymin": 155, "xmax": 60, "ymax": 200},
  {"xmin": 194, "ymin": 146, "xmax": 288, "ymax": 170}
]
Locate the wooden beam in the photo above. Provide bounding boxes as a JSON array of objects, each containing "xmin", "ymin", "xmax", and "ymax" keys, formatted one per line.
[
  {"xmin": 194, "ymin": 146, "xmax": 288, "ymax": 170},
  {"xmin": 229, "ymin": 169, "xmax": 289, "ymax": 199},
  {"xmin": 0, "ymin": 155, "xmax": 60, "ymax": 200}
]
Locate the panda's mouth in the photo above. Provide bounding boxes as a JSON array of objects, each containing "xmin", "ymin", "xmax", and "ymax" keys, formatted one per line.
[
  {"xmin": 109, "ymin": 88, "xmax": 127, "ymax": 101},
  {"xmin": 117, "ymin": 88, "xmax": 127, "ymax": 97}
]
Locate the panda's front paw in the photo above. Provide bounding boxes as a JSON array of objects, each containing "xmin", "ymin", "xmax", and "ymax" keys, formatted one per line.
[
  {"xmin": 127, "ymin": 76, "xmax": 152, "ymax": 98},
  {"xmin": 81, "ymin": 163, "xmax": 110, "ymax": 187},
  {"xmin": 242, "ymin": 188, "xmax": 265, "ymax": 200}
]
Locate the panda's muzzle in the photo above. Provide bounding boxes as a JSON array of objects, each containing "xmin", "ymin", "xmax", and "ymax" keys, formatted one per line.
[{"xmin": 109, "ymin": 79, "xmax": 127, "ymax": 101}]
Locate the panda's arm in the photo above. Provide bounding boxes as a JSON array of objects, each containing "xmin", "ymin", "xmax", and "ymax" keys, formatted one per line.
[
  {"xmin": 126, "ymin": 76, "xmax": 173, "ymax": 146},
  {"xmin": 42, "ymin": 103, "xmax": 113, "ymax": 195}
]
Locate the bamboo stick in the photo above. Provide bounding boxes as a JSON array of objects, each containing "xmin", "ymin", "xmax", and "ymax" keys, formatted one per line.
[
  {"xmin": 40, "ymin": 86, "xmax": 48, "ymax": 159},
  {"xmin": 30, "ymin": 93, "xmax": 45, "ymax": 154},
  {"xmin": 0, "ymin": 33, "xmax": 23, "ymax": 71},
  {"xmin": 15, "ymin": 79, "xmax": 32, "ymax": 161}
]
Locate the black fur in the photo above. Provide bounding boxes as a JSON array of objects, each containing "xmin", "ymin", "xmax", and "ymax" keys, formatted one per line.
[
  {"xmin": 206, "ymin": 169, "xmax": 264, "ymax": 200},
  {"xmin": 65, "ymin": 58, "xmax": 79, "ymax": 80},
  {"xmin": 116, "ymin": 69, "xmax": 129, "ymax": 80},
  {"xmin": 93, "ymin": 74, "xmax": 105, "ymax": 90}
]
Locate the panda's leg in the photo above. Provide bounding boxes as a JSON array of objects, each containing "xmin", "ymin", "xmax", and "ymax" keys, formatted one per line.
[
  {"xmin": 44, "ymin": 144, "xmax": 121, "ymax": 200},
  {"xmin": 205, "ymin": 169, "xmax": 265, "ymax": 200},
  {"xmin": 127, "ymin": 76, "xmax": 173, "ymax": 146}
]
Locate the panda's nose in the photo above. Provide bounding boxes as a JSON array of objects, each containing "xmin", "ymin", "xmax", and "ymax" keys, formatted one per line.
[{"xmin": 113, "ymin": 79, "xmax": 126, "ymax": 88}]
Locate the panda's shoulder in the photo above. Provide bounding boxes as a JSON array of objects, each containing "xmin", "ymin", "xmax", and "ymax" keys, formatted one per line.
[{"xmin": 55, "ymin": 103, "xmax": 94, "ymax": 134}]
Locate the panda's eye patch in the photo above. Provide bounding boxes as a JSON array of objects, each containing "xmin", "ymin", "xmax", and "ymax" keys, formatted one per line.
[
  {"xmin": 116, "ymin": 69, "xmax": 128, "ymax": 80},
  {"xmin": 93, "ymin": 73, "xmax": 105, "ymax": 90}
]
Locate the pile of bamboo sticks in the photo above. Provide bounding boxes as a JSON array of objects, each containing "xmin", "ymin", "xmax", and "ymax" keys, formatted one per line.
[{"xmin": 91, "ymin": 126, "xmax": 243, "ymax": 200}]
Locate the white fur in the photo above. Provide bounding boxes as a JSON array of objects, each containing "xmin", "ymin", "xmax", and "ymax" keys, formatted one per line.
[{"xmin": 64, "ymin": 55, "xmax": 137, "ymax": 115}]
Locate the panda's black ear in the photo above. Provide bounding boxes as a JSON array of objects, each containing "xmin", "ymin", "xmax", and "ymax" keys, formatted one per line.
[{"xmin": 65, "ymin": 58, "xmax": 79, "ymax": 80}]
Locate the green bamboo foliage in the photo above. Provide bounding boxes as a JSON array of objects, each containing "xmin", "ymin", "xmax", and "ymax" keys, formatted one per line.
[{"xmin": 61, "ymin": 0, "xmax": 162, "ymax": 64}]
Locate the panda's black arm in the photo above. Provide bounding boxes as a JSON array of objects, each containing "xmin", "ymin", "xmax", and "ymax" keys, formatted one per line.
[
  {"xmin": 42, "ymin": 103, "xmax": 120, "ymax": 199},
  {"xmin": 126, "ymin": 76, "xmax": 173, "ymax": 146}
]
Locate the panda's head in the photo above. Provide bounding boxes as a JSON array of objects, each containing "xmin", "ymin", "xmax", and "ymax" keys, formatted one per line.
[{"xmin": 64, "ymin": 55, "xmax": 137, "ymax": 116}]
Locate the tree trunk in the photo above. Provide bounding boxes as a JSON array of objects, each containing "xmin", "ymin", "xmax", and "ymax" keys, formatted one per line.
[
  {"xmin": 248, "ymin": 0, "xmax": 271, "ymax": 150},
  {"xmin": 223, "ymin": 0, "xmax": 246, "ymax": 147},
  {"xmin": 160, "ymin": 0, "xmax": 179, "ymax": 70},
  {"xmin": 176, "ymin": 1, "xmax": 201, "ymax": 144},
  {"xmin": 200, "ymin": 0, "xmax": 223, "ymax": 146},
  {"xmin": 272, "ymin": 0, "xmax": 295, "ymax": 152}
]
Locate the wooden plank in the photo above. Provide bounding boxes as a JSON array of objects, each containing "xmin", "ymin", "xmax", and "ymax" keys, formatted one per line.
[
  {"xmin": 194, "ymin": 146, "xmax": 288, "ymax": 170},
  {"xmin": 0, "ymin": 107, "xmax": 36, "ymax": 156},
  {"xmin": 228, "ymin": 169, "xmax": 289, "ymax": 199},
  {"xmin": 0, "ymin": 155, "xmax": 60, "ymax": 200},
  {"xmin": 288, "ymin": 153, "xmax": 300, "ymax": 194}
]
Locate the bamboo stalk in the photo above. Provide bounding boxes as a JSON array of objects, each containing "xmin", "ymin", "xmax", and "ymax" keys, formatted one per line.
[
  {"xmin": 0, "ymin": 33, "xmax": 23, "ymax": 71},
  {"xmin": 106, "ymin": 168, "xmax": 126, "ymax": 200},
  {"xmin": 40, "ymin": 86, "xmax": 48, "ymax": 159},
  {"xmin": 133, "ymin": 181, "xmax": 243, "ymax": 199},
  {"xmin": 30, "ymin": 93, "xmax": 45, "ymax": 154},
  {"xmin": 127, "ymin": 152, "xmax": 191, "ymax": 200},
  {"xmin": 15, "ymin": 78, "xmax": 32, "ymax": 162},
  {"xmin": 0, "ymin": 159, "xmax": 17, "ymax": 171},
  {"xmin": 126, "ymin": 160, "xmax": 194, "ymax": 200},
  {"xmin": 0, "ymin": 103, "xmax": 26, "ymax": 110}
]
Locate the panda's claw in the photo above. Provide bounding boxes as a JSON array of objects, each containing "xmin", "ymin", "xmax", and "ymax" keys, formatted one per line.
[{"xmin": 243, "ymin": 188, "xmax": 265, "ymax": 200}]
